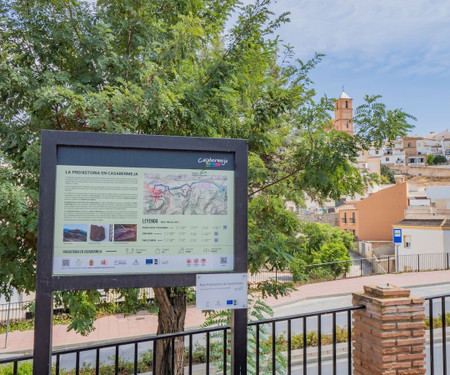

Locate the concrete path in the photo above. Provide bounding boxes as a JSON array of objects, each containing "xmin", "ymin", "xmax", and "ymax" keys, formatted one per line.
[{"xmin": 1, "ymin": 270, "xmax": 449, "ymax": 356}]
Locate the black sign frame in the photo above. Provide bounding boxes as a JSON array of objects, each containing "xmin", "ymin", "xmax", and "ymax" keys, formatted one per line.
[{"xmin": 33, "ymin": 130, "xmax": 248, "ymax": 374}]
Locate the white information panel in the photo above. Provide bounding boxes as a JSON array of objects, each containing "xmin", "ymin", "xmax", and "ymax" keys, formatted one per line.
[
  {"xmin": 53, "ymin": 165, "xmax": 234, "ymax": 275},
  {"xmin": 196, "ymin": 273, "xmax": 247, "ymax": 310}
]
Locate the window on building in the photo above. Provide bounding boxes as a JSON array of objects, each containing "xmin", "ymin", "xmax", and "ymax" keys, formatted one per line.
[
  {"xmin": 345, "ymin": 101, "xmax": 348, "ymax": 108},
  {"xmin": 346, "ymin": 122, "xmax": 349, "ymax": 129},
  {"xmin": 403, "ymin": 235, "xmax": 411, "ymax": 248},
  {"xmin": 386, "ymin": 157, "xmax": 390, "ymax": 162},
  {"xmin": 342, "ymin": 213, "xmax": 347, "ymax": 223},
  {"xmin": 407, "ymin": 142, "xmax": 412, "ymax": 148},
  {"xmin": 351, "ymin": 212, "xmax": 356, "ymax": 224}
]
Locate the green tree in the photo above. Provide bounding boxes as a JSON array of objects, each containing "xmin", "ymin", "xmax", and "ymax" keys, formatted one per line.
[
  {"xmin": 432, "ymin": 155, "xmax": 447, "ymax": 164},
  {"xmin": 0, "ymin": 0, "xmax": 414, "ymax": 372},
  {"xmin": 380, "ymin": 164, "xmax": 396, "ymax": 184},
  {"xmin": 427, "ymin": 154, "xmax": 434, "ymax": 165},
  {"xmin": 353, "ymin": 95, "xmax": 416, "ymax": 150}
]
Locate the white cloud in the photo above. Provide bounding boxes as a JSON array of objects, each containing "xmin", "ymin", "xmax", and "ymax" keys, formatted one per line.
[{"xmin": 271, "ymin": 0, "xmax": 450, "ymax": 75}]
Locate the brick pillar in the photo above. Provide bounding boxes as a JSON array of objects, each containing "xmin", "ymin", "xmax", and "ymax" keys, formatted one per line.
[{"xmin": 352, "ymin": 285, "xmax": 426, "ymax": 375}]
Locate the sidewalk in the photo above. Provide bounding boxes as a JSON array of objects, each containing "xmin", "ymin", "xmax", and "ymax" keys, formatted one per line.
[{"xmin": 1, "ymin": 270, "xmax": 449, "ymax": 356}]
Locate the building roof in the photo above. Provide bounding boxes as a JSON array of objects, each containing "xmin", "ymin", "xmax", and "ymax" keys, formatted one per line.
[
  {"xmin": 423, "ymin": 139, "xmax": 441, "ymax": 147},
  {"xmin": 336, "ymin": 203, "xmax": 357, "ymax": 211},
  {"xmin": 394, "ymin": 219, "xmax": 445, "ymax": 227},
  {"xmin": 429, "ymin": 130, "xmax": 450, "ymax": 141},
  {"xmin": 340, "ymin": 91, "xmax": 351, "ymax": 99}
]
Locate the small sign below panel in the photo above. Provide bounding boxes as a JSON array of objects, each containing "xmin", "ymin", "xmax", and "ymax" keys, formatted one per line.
[{"xmin": 196, "ymin": 273, "xmax": 248, "ymax": 310}]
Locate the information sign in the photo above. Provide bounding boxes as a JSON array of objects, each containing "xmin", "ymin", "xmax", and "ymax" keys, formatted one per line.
[
  {"xmin": 53, "ymin": 159, "xmax": 235, "ymax": 275},
  {"xmin": 34, "ymin": 131, "xmax": 248, "ymax": 375},
  {"xmin": 393, "ymin": 228, "xmax": 402, "ymax": 244},
  {"xmin": 196, "ymin": 273, "xmax": 247, "ymax": 310}
]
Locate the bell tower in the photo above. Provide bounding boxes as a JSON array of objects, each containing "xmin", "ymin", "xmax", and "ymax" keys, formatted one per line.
[{"xmin": 334, "ymin": 91, "xmax": 354, "ymax": 136}]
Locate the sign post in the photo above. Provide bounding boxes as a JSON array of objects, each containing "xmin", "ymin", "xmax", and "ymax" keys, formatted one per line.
[
  {"xmin": 34, "ymin": 130, "xmax": 248, "ymax": 374},
  {"xmin": 393, "ymin": 228, "xmax": 402, "ymax": 273}
]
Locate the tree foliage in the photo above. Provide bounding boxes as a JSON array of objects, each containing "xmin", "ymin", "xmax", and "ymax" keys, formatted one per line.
[
  {"xmin": 380, "ymin": 164, "xmax": 396, "ymax": 184},
  {"xmin": 427, "ymin": 154, "xmax": 447, "ymax": 165},
  {"xmin": 0, "ymin": 0, "xmax": 415, "ymax": 353},
  {"xmin": 353, "ymin": 95, "xmax": 415, "ymax": 149}
]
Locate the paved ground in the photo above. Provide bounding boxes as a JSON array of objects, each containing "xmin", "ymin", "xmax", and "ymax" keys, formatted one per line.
[{"xmin": 1, "ymin": 270, "xmax": 449, "ymax": 356}]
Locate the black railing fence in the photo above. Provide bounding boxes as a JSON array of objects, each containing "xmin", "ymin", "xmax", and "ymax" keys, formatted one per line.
[
  {"xmin": 0, "ymin": 293, "xmax": 448, "ymax": 374},
  {"xmin": 425, "ymin": 293, "xmax": 450, "ymax": 375},
  {"xmin": 0, "ymin": 305, "xmax": 365, "ymax": 375}
]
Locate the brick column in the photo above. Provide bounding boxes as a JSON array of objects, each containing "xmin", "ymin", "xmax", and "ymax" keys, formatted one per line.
[{"xmin": 352, "ymin": 285, "xmax": 426, "ymax": 375}]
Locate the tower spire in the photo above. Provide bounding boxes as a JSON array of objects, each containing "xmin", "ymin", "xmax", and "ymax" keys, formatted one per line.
[{"xmin": 334, "ymin": 90, "xmax": 353, "ymax": 136}]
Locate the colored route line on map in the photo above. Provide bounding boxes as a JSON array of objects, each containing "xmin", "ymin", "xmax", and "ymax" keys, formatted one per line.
[{"xmin": 150, "ymin": 180, "xmax": 226, "ymax": 201}]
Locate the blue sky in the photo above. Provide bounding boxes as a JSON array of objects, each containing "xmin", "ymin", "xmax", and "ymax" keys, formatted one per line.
[{"xmin": 269, "ymin": 0, "xmax": 450, "ymax": 136}]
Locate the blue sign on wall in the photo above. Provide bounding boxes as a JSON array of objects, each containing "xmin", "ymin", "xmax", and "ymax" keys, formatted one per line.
[{"xmin": 393, "ymin": 228, "xmax": 402, "ymax": 244}]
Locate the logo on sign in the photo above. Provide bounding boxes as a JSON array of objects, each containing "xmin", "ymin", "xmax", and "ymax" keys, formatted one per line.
[{"xmin": 198, "ymin": 157, "xmax": 229, "ymax": 168}]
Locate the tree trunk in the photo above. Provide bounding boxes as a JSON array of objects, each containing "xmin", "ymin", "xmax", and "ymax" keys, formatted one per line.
[{"xmin": 153, "ymin": 287, "xmax": 187, "ymax": 375}]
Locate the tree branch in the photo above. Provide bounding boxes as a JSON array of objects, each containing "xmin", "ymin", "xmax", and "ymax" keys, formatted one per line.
[
  {"xmin": 63, "ymin": 0, "xmax": 81, "ymax": 40},
  {"xmin": 248, "ymin": 165, "xmax": 303, "ymax": 198},
  {"xmin": 126, "ymin": 25, "xmax": 135, "ymax": 57}
]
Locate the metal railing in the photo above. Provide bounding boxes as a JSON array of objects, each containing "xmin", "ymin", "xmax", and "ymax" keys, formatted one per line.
[
  {"xmin": 249, "ymin": 252, "xmax": 450, "ymax": 285},
  {"xmin": 0, "ymin": 305, "xmax": 365, "ymax": 375},
  {"xmin": 425, "ymin": 293, "xmax": 449, "ymax": 375},
  {"xmin": 0, "ymin": 301, "xmax": 31, "ymax": 324},
  {"xmin": 1, "ymin": 293, "xmax": 449, "ymax": 374}
]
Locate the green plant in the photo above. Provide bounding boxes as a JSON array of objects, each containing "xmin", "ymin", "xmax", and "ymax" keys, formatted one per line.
[
  {"xmin": 424, "ymin": 312, "xmax": 450, "ymax": 329},
  {"xmin": 0, "ymin": 361, "xmax": 33, "ymax": 375},
  {"xmin": 380, "ymin": 164, "xmax": 395, "ymax": 184},
  {"xmin": 433, "ymin": 155, "xmax": 447, "ymax": 164},
  {"xmin": 202, "ymin": 296, "xmax": 287, "ymax": 374},
  {"xmin": 0, "ymin": 314, "xmax": 72, "ymax": 334}
]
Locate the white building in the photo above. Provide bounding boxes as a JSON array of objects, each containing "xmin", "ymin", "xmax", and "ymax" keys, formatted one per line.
[{"xmin": 393, "ymin": 186, "xmax": 450, "ymax": 271}]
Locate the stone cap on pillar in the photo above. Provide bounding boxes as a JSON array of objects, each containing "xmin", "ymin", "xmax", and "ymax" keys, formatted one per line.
[
  {"xmin": 352, "ymin": 284, "xmax": 417, "ymax": 307},
  {"xmin": 363, "ymin": 284, "xmax": 410, "ymax": 298}
]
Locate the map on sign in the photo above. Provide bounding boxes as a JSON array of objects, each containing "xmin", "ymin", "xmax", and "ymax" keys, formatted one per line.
[
  {"xmin": 52, "ymin": 165, "xmax": 234, "ymax": 275},
  {"xmin": 143, "ymin": 173, "xmax": 228, "ymax": 215}
]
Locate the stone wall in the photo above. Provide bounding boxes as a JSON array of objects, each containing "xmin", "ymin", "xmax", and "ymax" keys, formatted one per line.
[
  {"xmin": 359, "ymin": 241, "xmax": 394, "ymax": 258},
  {"xmin": 392, "ymin": 165, "xmax": 450, "ymax": 178},
  {"xmin": 298, "ymin": 213, "xmax": 339, "ymax": 226}
]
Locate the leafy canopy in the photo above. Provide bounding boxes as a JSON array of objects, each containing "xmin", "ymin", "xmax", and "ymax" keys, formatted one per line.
[{"xmin": 0, "ymin": 0, "xmax": 414, "ymax": 332}]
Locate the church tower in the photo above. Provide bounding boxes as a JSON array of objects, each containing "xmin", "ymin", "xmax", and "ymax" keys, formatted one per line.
[{"xmin": 334, "ymin": 91, "xmax": 354, "ymax": 136}]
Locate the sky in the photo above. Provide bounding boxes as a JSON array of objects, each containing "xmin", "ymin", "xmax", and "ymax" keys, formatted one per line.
[{"xmin": 268, "ymin": 0, "xmax": 450, "ymax": 137}]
